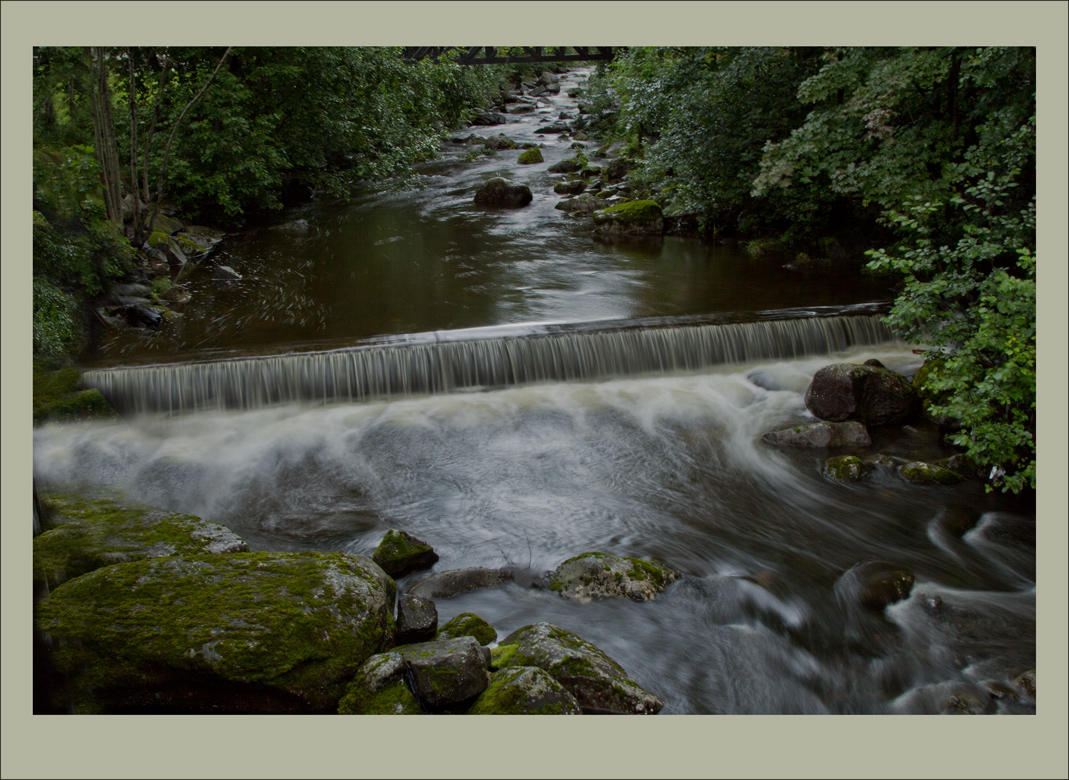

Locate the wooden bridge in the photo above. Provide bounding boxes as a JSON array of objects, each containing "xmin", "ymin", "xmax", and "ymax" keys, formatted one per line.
[{"xmin": 401, "ymin": 46, "xmax": 617, "ymax": 66}]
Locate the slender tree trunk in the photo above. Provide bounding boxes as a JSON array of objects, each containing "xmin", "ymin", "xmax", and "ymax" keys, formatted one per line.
[
  {"xmin": 142, "ymin": 52, "xmax": 172, "ymax": 205},
  {"xmin": 128, "ymin": 49, "xmax": 142, "ymax": 246},
  {"xmin": 147, "ymin": 46, "xmax": 231, "ymax": 235},
  {"xmin": 87, "ymin": 47, "xmax": 124, "ymax": 227}
]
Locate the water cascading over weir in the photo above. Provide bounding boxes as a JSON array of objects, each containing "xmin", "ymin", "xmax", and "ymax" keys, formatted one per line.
[{"xmin": 83, "ymin": 304, "xmax": 898, "ymax": 416}]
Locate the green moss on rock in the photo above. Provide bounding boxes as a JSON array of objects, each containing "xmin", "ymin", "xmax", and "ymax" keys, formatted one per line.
[
  {"xmin": 436, "ymin": 612, "xmax": 497, "ymax": 645},
  {"xmin": 33, "ymin": 363, "xmax": 117, "ymax": 425},
  {"xmin": 467, "ymin": 666, "xmax": 581, "ymax": 714},
  {"xmin": 36, "ymin": 551, "xmax": 396, "ymax": 713},
  {"xmin": 34, "ymin": 491, "xmax": 249, "ymax": 592},
  {"xmin": 518, "ymin": 148, "xmax": 544, "ymax": 164},
  {"xmin": 823, "ymin": 455, "xmax": 870, "ymax": 483},
  {"xmin": 371, "ymin": 529, "xmax": 439, "ymax": 577},
  {"xmin": 546, "ymin": 552, "xmax": 680, "ymax": 601},
  {"xmin": 899, "ymin": 461, "xmax": 964, "ymax": 486}
]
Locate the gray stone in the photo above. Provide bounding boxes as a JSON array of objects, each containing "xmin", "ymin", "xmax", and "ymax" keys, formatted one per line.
[
  {"xmin": 761, "ymin": 421, "xmax": 872, "ymax": 448},
  {"xmin": 545, "ymin": 552, "xmax": 680, "ymax": 602},
  {"xmin": 805, "ymin": 363, "xmax": 920, "ymax": 427},
  {"xmin": 397, "ymin": 637, "xmax": 491, "ymax": 711},
  {"xmin": 371, "ymin": 529, "xmax": 439, "ymax": 578},
  {"xmin": 473, "ymin": 178, "xmax": 533, "ymax": 208},
  {"xmin": 213, "ymin": 265, "xmax": 242, "ymax": 281},
  {"xmin": 395, "ymin": 593, "xmax": 438, "ymax": 645},
  {"xmin": 337, "ymin": 651, "xmax": 422, "ymax": 714}
]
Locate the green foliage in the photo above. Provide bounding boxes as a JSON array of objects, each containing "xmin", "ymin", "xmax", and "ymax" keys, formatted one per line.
[{"xmin": 32, "ymin": 278, "xmax": 84, "ymax": 358}]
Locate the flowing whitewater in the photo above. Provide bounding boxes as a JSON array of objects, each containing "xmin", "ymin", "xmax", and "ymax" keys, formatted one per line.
[{"xmin": 36, "ymin": 69, "xmax": 1035, "ymax": 714}]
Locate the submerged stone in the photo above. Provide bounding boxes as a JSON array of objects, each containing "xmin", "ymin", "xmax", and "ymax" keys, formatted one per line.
[
  {"xmin": 371, "ymin": 529, "xmax": 439, "ymax": 578},
  {"xmin": 407, "ymin": 567, "xmax": 514, "ymax": 600},
  {"xmin": 493, "ymin": 622, "xmax": 663, "ymax": 714},
  {"xmin": 836, "ymin": 561, "xmax": 916, "ymax": 612},
  {"xmin": 436, "ymin": 612, "xmax": 497, "ymax": 646},
  {"xmin": 899, "ymin": 461, "xmax": 964, "ymax": 486},
  {"xmin": 761, "ymin": 421, "xmax": 871, "ymax": 449},
  {"xmin": 34, "ymin": 491, "xmax": 248, "ymax": 592},
  {"xmin": 546, "ymin": 552, "xmax": 680, "ymax": 602},
  {"xmin": 467, "ymin": 666, "xmax": 582, "ymax": 715},
  {"xmin": 36, "ymin": 551, "xmax": 396, "ymax": 713}
]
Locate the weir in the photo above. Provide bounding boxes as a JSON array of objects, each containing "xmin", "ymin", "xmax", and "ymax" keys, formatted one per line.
[{"xmin": 83, "ymin": 306, "xmax": 897, "ymax": 416}]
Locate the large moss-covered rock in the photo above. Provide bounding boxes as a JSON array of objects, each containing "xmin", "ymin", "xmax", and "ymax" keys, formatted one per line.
[
  {"xmin": 36, "ymin": 551, "xmax": 396, "ymax": 713},
  {"xmin": 371, "ymin": 529, "xmax": 439, "ymax": 578},
  {"xmin": 492, "ymin": 622, "xmax": 663, "ymax": 714},
  {"xmin": 899, "ymin": 461, "xmax": 964, "ymax": 486},
  {"xmin": 408, "ymin": 567, "xmax": 514, "ymax": 600},
  {"xmin": 436, "ymin": 612, "xmax": 497, "ymax": 645},
  {"xmin": 592, "ymin": 200, "xmax": 664, "ymax": 237},
  {"xmin": 546, "ymin": 552, "xmax": 680, "ymax": 602},
  {"xmin": 34, "ymin": 491, "xmax": 248, "ymax": 591},
  {"xmin": 805, "ymin": 363, "xmax": 920, "ymax": 427},
  {"xmin": 517, "ymin": 147, "xmax": 544, "ymax": 164},
  {"xmin": 468, "ymin": 666, "xmax": 582, "ymax": 715},
  {"xmin": 761, "ymin": 421, "xmax": 872, "ymax": 449},
  {"xmin": 396, "ymin": 637, "xmax": 491, "ymax": 711},
  {"xmin": 473, "ymin": 178, "xmax": 533, "ymax": 208},
  {"xmin": 337, "ymin": 651, "xmax": 422, "ymax": 715}
]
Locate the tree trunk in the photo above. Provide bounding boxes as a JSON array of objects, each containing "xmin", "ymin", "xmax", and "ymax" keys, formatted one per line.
[
  {"xmin": 87, "ymin": 47, "xmax": 124, "ymax": 227},
  {"xmin": 128, "ymin": 49, "xmax": 142, "ymax": 246}
]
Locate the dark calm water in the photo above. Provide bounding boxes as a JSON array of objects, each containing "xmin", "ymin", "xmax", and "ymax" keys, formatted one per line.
[{"xmin": 35, "ymin": 69, "xmax": 1036, "ymax": 714}]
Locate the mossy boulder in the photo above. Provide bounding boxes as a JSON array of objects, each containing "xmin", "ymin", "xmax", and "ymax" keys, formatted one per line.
[
  {"xmin": 436, "ymin": 612, "xmax": 497, "ymax": 645},
  {"xmin": 554, "ymin": 194, "xmax": 607, "ymax": 214},
  {"xmin": 592, "ymin": 200, "xmax": 664, "ymax": 237},
  {"xmin": 545, "ymin": 552, "xmax": 680, "ymax": 602},
  {"xmin": 34, "ymin": 491, "xmax": 248, "ymax": 592},
  {"xmin": 33, "ymin": 364, "xmax": 118, "ymax": 425},
  {"xmin": 899, "ymin": 461, "xmax": 964, "ymax": 486},
  {"xmin": 408, "ymin": 567, "xmax": 514, "ymax": 600},
  {"xmin": 36, "ymin": 551, "xmax": 396, "ymax": 713},
  {"xmin": 492, "ymin": 622, "xmax": 663, "ymax": 714},
  {"xmin": 805, "ymin": 363, "xmax": 920, "ymax": 427},
  {"xmin": 467, "ymin": 666, "xmax": 582, "ymax": 715},
  {"xmin": 337, "ymin": 651, "xmax": 422, "ymax": 715},
  {"xmin": 761, "ymin": 421, "xmax": 872, "ymax": 449},
  {"xmin": 150, "ymin": 214, "xmax": 185, "ymax": 235},
  {"xmin": 396, "ymin": 637, "xmax": 491, "ymax": 712},
  {"xmin": 473, "ymin": 178, "xmax": 533, "ymax": 208},
  {"xmin": 823, "ymin": 455, "xmax": 871, "ymax": 483},
  {"xmin": 517, "ymin": 147, "xmax": 544, "ymax": 164},
  {"xmin": 482, "ymin": 133, "xmax": 517, "ymax": 151},
  {"xmin": 371, "ymin": 529, "xmax": 439, "ymax": 578}
]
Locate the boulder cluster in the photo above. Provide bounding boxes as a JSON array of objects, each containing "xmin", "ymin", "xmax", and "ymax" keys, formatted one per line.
[
  {"xmin": 34, "ymin": 491, "xmax": 681, "ymax": 715},
  {"xmin": 761, "ymin": 359, "xmax": 980, "ymax": 487}
]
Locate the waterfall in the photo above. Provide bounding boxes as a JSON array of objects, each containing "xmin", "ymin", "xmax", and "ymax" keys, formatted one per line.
[{"xmin": 83, "ymin": 308, "xmax": 897, "ymax": 416}]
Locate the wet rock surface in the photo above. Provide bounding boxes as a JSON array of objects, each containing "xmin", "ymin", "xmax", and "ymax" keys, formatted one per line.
[
  {"xmin": 492, "ymin": 622, "xmax": 664, "ymax": 714},
  {"xmin": 545, "ymin": 552, "xmax": 680, "ymax": 602}
]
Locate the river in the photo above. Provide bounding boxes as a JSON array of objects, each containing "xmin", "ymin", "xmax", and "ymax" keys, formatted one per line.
[{"xmin": 32, "ymin": 68, "xmax": 1036, "ymax": 715}]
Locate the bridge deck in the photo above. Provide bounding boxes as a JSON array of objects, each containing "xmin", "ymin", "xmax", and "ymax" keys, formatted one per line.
[{"xmin": 402, "ymin": 46, "xmax": 616, "ymax": 65}]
